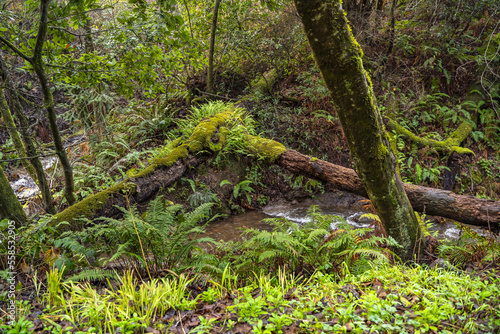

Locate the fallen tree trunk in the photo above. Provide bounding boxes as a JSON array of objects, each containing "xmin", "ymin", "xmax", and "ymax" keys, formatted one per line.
[
  {"xmin": 51, "ymin": 111, "xmax": 238, "ymax": 230},
  {"xmin": 52, "ymin": 111, "xmax": 499, "ymax": 232},
  {"xmin": 277, "ymin": 149, "xmax": 500, "ymax": 230}
]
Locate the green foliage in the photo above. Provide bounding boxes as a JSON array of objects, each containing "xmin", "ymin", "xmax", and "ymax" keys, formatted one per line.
[
  {"xmin": 64, "ymin": 268, "xmax": 118, "ymax": 283},
  {"xmin": 26, "ymin": 264, "xmax": 500, "ymax": 333},
  {"xmin": 183, "ymin": 178, "xmax": 219, "ymax": 211},
  {"xmin": 437, "ymin": 224, "xmax": 500, "ymax": 268},
  {"xmin": 222, "ymin": 206, "xmax": 400, "ymax": 277},
  {"xmin": 233, "ymin": 180, "xmax": 255, "ymax": 204},
  {"xmin": 37, "ymin": 270, "xmax": 194, "ymax": 332},
  {"xmin": 55, "ymin": 196, "xmax": 216, "ymax": 275},
  {"xmin": 0, "ymin": 316, "xmax": 34, "ymax": 334},
  {"xmin": 296, "ymin": 68, "xmax": 330, "ymax": 103},
  {"xmin": 220, "ymin": 179, "xmax": 255, "ymax": 205},
  {"xmin": 1, "ymin": 216, "xmax": 60, "ymax": 271}
]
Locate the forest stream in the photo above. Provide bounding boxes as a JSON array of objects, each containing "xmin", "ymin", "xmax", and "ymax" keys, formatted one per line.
[{"xmin": 203, "ymin": 192, "xmax": 491, "ymax": 244}]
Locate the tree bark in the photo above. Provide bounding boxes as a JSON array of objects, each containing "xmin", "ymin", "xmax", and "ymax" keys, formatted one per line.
[
  {"xmin": 294, "ymin": 0, "xmax": 423, "ymax": 261},
  {"xmin": 0, "ymin": 50, "xmax": 56, "ymax": 214},
  {"xmin": 0, "ymin": 164, "xmax": 28, "ymax": 228},
  {"xmin": 207, "ymin": 0, "xmax": 222, "ymax": 94}
]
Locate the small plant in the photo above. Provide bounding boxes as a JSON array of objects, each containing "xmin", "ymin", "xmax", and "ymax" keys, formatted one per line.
[
  {"xmin": 0, "ymin": 316, "xmax": 35, "ymax": 334},
  {"xmin": 184, "ymin": 178, "xmax": 219, "ymax": 209},
  {"xmin": 220, "ymin": 179, "xmax": 255, "ymax": 204},
  {"xmin": 46, "ymin": 267, "xmax": 65, "ymax": 308},
  {"xmin": 437, "ymin": 224, "xmax": 500, "ymax": 268}
]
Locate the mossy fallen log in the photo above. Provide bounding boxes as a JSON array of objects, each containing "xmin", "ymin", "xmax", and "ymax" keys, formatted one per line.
[
  {"xmin": 53, "ymin": 110, "xmax": 499, "ymax": 232},
  {"xmin": 251, "ymin": 69, "xmax": 279, "ymax": 96},
  {"xmin": 51, "ymin": 111, "xmax": 235, "ymax": 229}
]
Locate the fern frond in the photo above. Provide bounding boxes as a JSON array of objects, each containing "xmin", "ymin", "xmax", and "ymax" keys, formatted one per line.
[{"xmin": 65, "ymin": 269, "xmax": 118, "ymax": 283}]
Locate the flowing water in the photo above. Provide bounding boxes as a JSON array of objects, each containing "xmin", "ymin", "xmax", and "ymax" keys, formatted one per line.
[{"xmin": 204, "ymin": 191, "xmax": 492, "ymax": 242}]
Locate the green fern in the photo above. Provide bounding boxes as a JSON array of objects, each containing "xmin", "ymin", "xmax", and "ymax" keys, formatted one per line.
[
  {"xmin": 437, "ymin": 224, "xmax": 499, "ymax": 268},
  {"xmin": 64, "ymin": 269, "xmax": 118, "ymax": 283},
  {"xmin": 55, "ymin": 196, "xmax": 217, "ymax": 276},
  {"xmin": 227, "ymin": 206, "xmax": 401, "ymax": 277}
]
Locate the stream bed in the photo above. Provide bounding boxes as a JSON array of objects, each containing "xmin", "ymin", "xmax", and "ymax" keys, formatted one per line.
[{"xmin": 204, "ymin": 191, "xmax": 491, "ymax": 243}]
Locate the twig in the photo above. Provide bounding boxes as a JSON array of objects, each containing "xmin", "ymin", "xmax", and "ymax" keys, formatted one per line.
[{"xmin": 195, "ymin": 88, "xmax": 241, "ymax": 101}]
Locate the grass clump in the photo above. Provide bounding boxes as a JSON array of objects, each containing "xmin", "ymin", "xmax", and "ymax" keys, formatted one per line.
[{"xmin": 10, "ymin": 263, "xmax": 499, "ymax": 333}]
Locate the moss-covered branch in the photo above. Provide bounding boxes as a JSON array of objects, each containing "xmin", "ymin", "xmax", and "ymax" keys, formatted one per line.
[
  {"xmin": 51, "ymin": 109, "xmax": 282, "ymax": 229},
  {"xmin": 384, "ymin": 117, "xmax": 474, "ymax": 155}
]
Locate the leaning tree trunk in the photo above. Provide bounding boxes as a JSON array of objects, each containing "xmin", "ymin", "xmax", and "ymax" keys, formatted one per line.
[
  {"xmin": 0, "ymin": 164, "xmax": 28, "ymax": 228},
  {"xmin": 32, "ymin": 0, "xmax": 76, "ymax": 206},
  {"xmin": 0, "ymin": 50, "xmax": 56, "ymax": 214},
  {"xmin": 294, "ymin": 0, "xmax": 423, "ymax": 261},
  {"xmin": 0, "ymin": 85, "xmax": 34, "ymax": 178},
  {"xmin": 207, "ymin": 0, "xmax": 222, "ymax": 94}
]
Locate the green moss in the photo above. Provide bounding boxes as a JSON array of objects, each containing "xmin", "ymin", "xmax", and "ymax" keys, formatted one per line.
[
  {"xmin": 310, "ymin": 157, "xmax": 318, "ymax": 162},
  {"xmin": 252, "ymin": 69, "xmax": 278, "ymax": 95},
  {"xmin": 186, "ymin": 111, "xmax": 233, "ymax": 152},
  {"xmin": 208, "ymin": 126, "xmax": 228, "ymax": 151},
  {"xmin": 386, "ymin": 117, "xmax": 474, "ymax": 155},
  {"xmin": 133, "ymin": 144, "xmax": 190, "ymax": 179},
  {"xmin": 378, "ymin": 142, "xmax": 390, "ymax": 158},
  {"xmin": 245, "ymin": 135, "xmax": 287, "ymax": 162},
  {"xmin": 52, "ymin": 181, "xmax": 135, "ymax": 229},
  {"xmin": 444, "ymin": 121, "xmax": 474, "ymax": 146}
]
